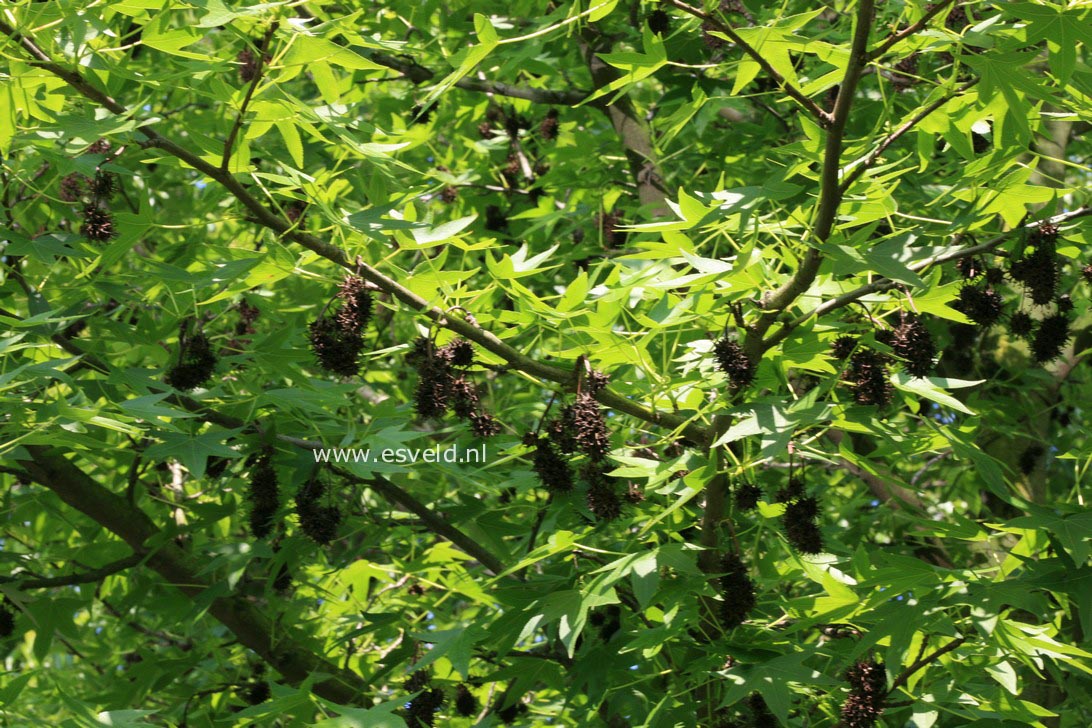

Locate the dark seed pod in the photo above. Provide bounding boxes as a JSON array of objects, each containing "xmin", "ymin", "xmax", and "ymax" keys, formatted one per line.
[
  {"xmin": 410, "ymin": 102, "xmax": 436, "ymax": 125},
  {"xmin": 625, "ymin": 482, "xmax": 645, "ymax": 504},
  {"xmin": 91, "ymin": 171, "xmax": 116, "ymax": 200},
  {"xmin": 957, "ymin": 256, "xmax": 983, "ymax": 279},
  {"xmin": 945, "ymin": 4, "xmax": 968, "ymax": 31},
  {"xmin": 308, "ymin": 315, "xmax": 365, "ymax": 377},
  {"xmin": 59, "ymin": 172, "xmax": 87, "ymax": 202},
  {"xmin": 713, "ymin": 338, "xmax": 755, "ymax": 389},
  {"xmin": 840, "ymin": 659, "xmax": 887, "ymax": 728},
  {"xmin": 719, "ymin": 552, "xmax": 757, "ymax": 630},
  {"xmin": 586, "ymin": 476, "xmax": 623, "ymax": 521},
  {"xmin": 86, "ymin": 138, "xmax": 112, "ymax": 155},
  {"xmin": 734, "ymin": 483, "xmax": 762, "ymax": 511},
  {"xmin": 647, "ymin": 9, "xmax": 671, "ymax": 35},
  {"xmin": 569, "ymin": 391, "xmax": 611, "ymax": 461},
  {"xmin": 1017, "ymin": 244, "xmax": 1058, "ymax": 306},
  {"xmin": 165, "ymin": 330, "xmax": 218, "ymax": 391},
  {"xmin": 484, "ymin": 205, "xmax": 508, "ymax": 232},
  {"xmin": 528, "ymin": 435, "xmax": 574, "ymax": 493},
  {"xmin": 1028, "ymin": 221, "xmax": 1059, "ymax": 247},
  {"xmin": 440, "ymin": 338, "xmax": 475, "ymax": 367},
  {"xmin": 0, "ymin": 603, "xmax": 14, "ymax": 638},
  {"xmin": 470, "ymin": 412, "xmax": 502, "ymax": 438},
  {"xmin": 248, "ymin": 447, "xmax": 280, "ymax": 539},
  {"xmin": 830, "ymin": 335, "xmax": 857, "ymax": 360},
  {"xmin": 295, "ymin": 476, "xmax": 341, "ymax": 546},
  {"xmin": 1082, "ymin": 263, "xmax": 1092, "ymax": 284},
  {"xmin": 81, "ymin": 203, "xmax": 117, "ymax": 241},
  {"xmin": 454, "ymin": 684, "xmax": 477, "ymax": 717},
  {"xmin": 954, "ymin": 285, "xmax": 1003, "ymax": 327},
  {"xmin": 547, "ymin": 410, "xmax": 578, "ymax": 454},
  {"xmin": 891, "ymin": 312, "xmax": 936, "ymax": 378},
  {"xmin": 1008, "ymin": 311, "xmax": 1035, "ymax": 338},
  {"xmin": 477, "ymin": 121, "xmax": 495, "ymax": 139},
  {"xmin": 242, "ymin": 680, "xmax": 271, "ymax": 705},
  {"xmin": 404, "ymin": 669, "xmax": 445, "ymax": 728},
  {"xmin": 450, "ymin": 376, "xmax": 480, "ymax": 419},
  {"xmin": 413, "ymin": 353, "xmax": 456, "ymax": 419},
  {"xmin": 1017, "ymin": 444, "xmax": 1044, "ymax": 475},
  {"xmin": 335, "ymin": 275, "xmax": 374, "ymax": 336},
  {"xmin": 848, "ymin": 350, "xmax": 892, "ymax": 407},
  {"xmin": 496, "ymin": 700, "xmax": 528, "ymax": 724},
  {"xmin": 985, "ymin": 267, "xmax": 1005, "ymax": 286},
  {"xmin": 285, "ymin": 199, "xmax": 307, "ymax": 225},
  {"xmin": 539, "ymin": 108, "xmax": 559, "ymax": 141},
  {"xmin": 1031, "ymin": 313, "xmax": 1070, "ymax": 363},
  {"xmin": 784, "ymin": 497, "xmax": 824, "ymax": 554},
  {"xmin": 775, "ymin": 476, "xmax": 806, "ymax": 503},
  {"xmin": 598, "ymin": 211, "xmax": 626, "ymax": 248},
  {"xmin": 237, "ymin": 48, "xmax": 260, "ymax": 83}
]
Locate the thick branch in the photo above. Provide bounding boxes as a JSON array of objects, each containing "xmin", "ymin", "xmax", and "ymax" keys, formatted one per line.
[
  {"xmin": 665, "ymin": 0, "xmax": 828, "ymax": 123},
  {"xmin": 0, "ymin": 20, "xmax": 712, "ymax": 448},
  {"xmin": 746, "ymin": 1, "xmax": 875, "ymax": 355},
  {"xmin": 0, "ymin": 552, "xmax": 143, "ymax": 589},
  {"xmin": 16, "ymin": 445, "xmax": 368, "ymax": 704}
]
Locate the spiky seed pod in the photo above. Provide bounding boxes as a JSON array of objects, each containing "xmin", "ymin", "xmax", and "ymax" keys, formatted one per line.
[
  {"xmin": 236, "ymin": 300, "xmax": 260, "ymax": 334},
  {"xmin": 470, "ymin": 412, "xmax": 502, "ymax": 438},
  {"xmin": 985, "ymin": 267, "xmax": 1005, "ymax": 286},
  {"xmin": 284, "ymin": 200, "xmax": 306, "ymax": 226},
  {"xmin": 165, "ymin": 331, "xmax": 218, "ymax": 391},
  {"xmin": 891, "ymin": 312, "xmax": 936, "ymax": 378},
  {"xmin": 848, "ymin": 350, "xmax": 892, "ymax": 407},
  {"xmin": 0, "ymin": 603, "xmax": 14, "ymax": 638},
  {"xmin": 450, "ymin": 376, "xmax": 481, "ymax": 419},
  {"xmin": 440, "ymin": 338, "xmax": 475, "ymax": 367},
  {"xmin": 1018, "ymin": 444, "xmax": 1044, "ymax": 475},
  {"xmin": 1008, "ymin": 311, "xmax": 1035, "ymax": 338},
  {"xmin": 539, "ymin": 109, "xmax": 559, "ymax": 140},
  {"xmin": 957, "ymin": 256, "xmax": 982, "ymax": 279},
  {"xmin": 237, "ymin": 48, "xmax": 260, "ymax": 82},
  {"xmin": 308, "ymin": 315, "xmax": 365, "ymax": 377},
  {"xmin": 954, "ymin": 285, "xmax": 1003, "ymax": 327},
  {"xmin": 598, "ymin": 211, "xmax": 626, "ymax": 247},
  {"xmin": 413, "ymin": 351, "xmax": 456, "ymax": 419},
  {"xmin": 776, "ymin": 476, "xmax": 806, "ymax": 503},
  {"xmin": 1028, "ymin": 221, "xmax": 1059, "ymax": 247},
  {"xmin": 248, "ymin": 447, "xmax": 280, "ymax": 539},
  {"xmin": 586, "ymin": 369, "xmax": 610, "ymax": 394},
  {"xmin": 713, "ymin": 338, "xmax": 755, "ymax": 389},
  {"xmin": 719, "ymin": 553, "xmax": 757, "ymax": 630},
  {"xmin": 91, "ymin": 171, "xmax": 116, "ymax": 200},
  {"xmin": 439, "ymin": 186, "xmax": 458, "ymax": 203},
  {"xmin": 59, "ymin": 172, "xmax": 87, "ymax": 202},
  {"xmin": 81, "ymin": 203, "xmax": 116, "ymax": 241},
  {"xmin": 1082, "ymin": 263, "xmax": 1092, "ymax": 284},
  {"xmin": 548, "ymin": 410, "xmax": 578, "ymax": 454},
  {"xmin": 297, "ymin": 501, "xmax": 341, "ymax": 545},
  {"xmin": 735, "ymin": 483, "xmax": 762, "ymax": 511},
  {"xmin": 496, "ymin": 701, "xmax": 528, "ymax": 725},
  {"xmin": 784, "ymin": 497, "xmax": 824, "ymax": 554},
  {"xmin": 242, "ymin": 680, "xmax": 271, "ymax": 705},
  {"xmin": 1057, "ymin": 294, "xmax": 1074, "ymax": 313},
  {"xmin": 484, "ymin": 205, "xmax": 508, "ymax": 232},
  {"xmin": 528, "ymin": 436, "xmax": 574, "ymax": 493},
  {"xmin": 1019, "ymin": 245, "xmax": 1058, "ymax": 306},
  {"xmin": 87, "ymin": 138, "xmax": 111, "ymax": 155},
  {"xmin": 570, "ymin": 391, "xmax": 611, "ymax": 461},
  {"xmin": 335, "ymin": 275, "xmax": 374, "ymax": 336},
  {"xmin": 831, "ymin": 335, "xmax": 857, "ymax": 360},
  {"xmin": 840, "ymin": 660, "xmax": 887, "ymax": 728},
  {"xmin": 1032, "ymin": 313, "xmax": 1070, "ymax": 363},
  {"xmin": 454, "ymin": 684, "xmax": 477, "ymax": 717},
  {"xmin": 647, "ymin": 9, "xmax": 671, "ymax": 35},
  {"xmin": 587, "ymin": 479, "xmax": 623, "ymax": 520},
  {"xmin": 272, "ymin": 562, "xmax": 293, "ymax": 592}
]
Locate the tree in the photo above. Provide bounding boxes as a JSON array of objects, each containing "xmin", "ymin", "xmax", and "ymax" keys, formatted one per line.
[{"xmin": 1, "ymin": 0, "xmax": 1090, "ymax": 725}]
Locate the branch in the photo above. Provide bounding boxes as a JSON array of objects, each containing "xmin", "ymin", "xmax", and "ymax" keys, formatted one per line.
[
  {"xmin": 0, "ymin": 20, "xmax": 713, "ymax": 449},
  {"xmin": 763, "ymin": 206, "xmax": 1092, "ymax": 348},
  {"xmin": 745, "ymin": 0, "xmax": 875, "ymax": 355},
  {"xmin": 16, "ymin": 445, "xmax": 369, "ymax": 704},
  {"xmin": 366, "ymin": 51, "xmax": 589, "ymax": 105},
  {"xmin": 888, "ymin": 636, "xmax": 966, "ymax": 695},
  {"xmin": 868, "ymin": 0, "xmax": 956, "ymax": 61},
  {"xmin": 221, "ymin": 23, "xmax": 278, "ymax": 171},
  {"xmin": 664, "ymin": 0, "xmax": 828, "ymax": 123},
  {"xmin": 839, "ymin": 78, "xmax": 979, "ymax": 194},
  {"xmin": 0, "ymin": 553, "xmax": 143, "ymax": 589}
]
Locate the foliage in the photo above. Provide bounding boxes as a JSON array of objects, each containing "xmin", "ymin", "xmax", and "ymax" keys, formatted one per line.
[{"xmin": 1, "ymin": 1, "xmax": 1090, "ymax": 726}]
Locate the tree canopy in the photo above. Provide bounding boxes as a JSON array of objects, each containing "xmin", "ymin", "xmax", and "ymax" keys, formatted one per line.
[{"xmin": 1, "ymin": 1, "xmax": 1090, "ymax": 726}]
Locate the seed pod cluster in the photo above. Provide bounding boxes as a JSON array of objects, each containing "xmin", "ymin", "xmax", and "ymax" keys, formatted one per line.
[
  {"xmin": 523, "ymin": 433, "xmax": 574, "ymax": 493},
  {"xmin": 840, "ymin": 659, "xmax": 887, "ymax": 728},
  {"xmin": 294, "ymin": 474, "xmax": 341, "ymax": 546},
  {"xmin": 242, "ymin": 679, "xmax": 271, "ymax": 705},
  {"xmin": 1082, "ymin": 263, "xmax": 1092, "ymax": 284},
  {"xmin": 308, "ymin": 275, "xmax": 374, "ymax": 377},
  {"xmin": 583, "ymin": 461, "xmax": 623, "ymax": 520},
  {"xmin": 495, "ymin": 698, "xmax": 529, "ymax": 724},
  {"xmin": 712, "ymin": 337, "xmax": 755, "ymax": 390},
  {"xmin": 81, "ymin": 203, "xmax": 116, "ymax": 242},
  {"xmin": 404, "ymin": 670, "xmax": 444, "ymax": 727},
  {"xmin": 891, "ymin": 312, "xmax": 936, "ymax": 378},
  {"xmin": 734, "ymin": 482, "xmax": 762, "ymax": 511},
  {"xmin": 783, "ymin": 495, "xmax": 824, "ymax": 555},
  {"xmin": 954, "ymin": 285, "xmax": 1003, "ymax": 327},
  {"xmin": 247, "ymin": 447, "xmax": 280, "ymax": 539},
  {"xmin": 1009, "ymin": 231, "xmax": 1058, "ymax": 306},
  {"xmin": 165, "ymin": 320, "xmax": 218, "ymax": 391},
  {"xmin": 408, "ymin": 337, "xmax": 501, "ymax": 436},
  {"xmin": 237, "ymin": 48, "xmax": 265, "ymax": 83},
  {"xmin": 719, "ymin": 552, "xmax": 757, "ymax": 630},
  {"xmin": 1031, "ymin": 312, "xmax": 1070, "ymax": 363},
  {"xmin": 830, "ymin": 335, "xmax": 857, "ymax": 360},
  {"xmin": 848, "ymin": 349, "xmax": 892, "ymax": 407}
]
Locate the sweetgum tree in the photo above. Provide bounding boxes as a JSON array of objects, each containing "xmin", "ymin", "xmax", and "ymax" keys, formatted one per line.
[{"xmin": 1, "ymin": 1, "xmax": 1090, "ymax": 725}]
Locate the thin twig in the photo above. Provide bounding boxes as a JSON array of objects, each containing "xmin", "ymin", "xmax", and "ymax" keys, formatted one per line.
[
  {"xmin": 0, "ymin": 553, "xmax": 143, "ymax": 589},
  {"xmin": 221, "ymin": 23, "xmax": 278, "ymax": 171},
  {"xmin": 888, "ymin": 636, "xmax": 967, "ymax": 695},
  {"xmin": 869, "ymin": 0, "xmax": 956, "ymax": 61}
]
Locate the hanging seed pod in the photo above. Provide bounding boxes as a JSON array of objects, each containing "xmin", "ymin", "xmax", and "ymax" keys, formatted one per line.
[
  {"xmin": 454, "ymin": 684, "xmax": 478, "ymax": 717},
  {"xmin": 335, "ymin": 275, "xmax": 374, "ymax": 336},
  {"xmin": 569, "ymin": 391, "xmax": 611, "ymax": 461},
  {"xmin": 953, "ymin": 285, "xmax": 1003, "ymax": 327},
  {"xmin": 647, "ymin": 9, "xmax": 671, "ymax": 35},
  {"xmin": 165, "ymin": 324, "xmax": 218, "ymax": 391},
  {"xmin": 1017, "ymin": 444, "xmax": 1044, "ymax": 475},
  {"xmin": 1031, "ymin": 313, "xmax": 1070, "ymax": 363},
  {"xmin": 713, "ymin": 338, "xmax": 755, "ymax": 389},
  {"xmin": 848, "ymin": 350, "xmax": 891, "ymax": 407},
  {"xmin": 242, "ymin": 680, "xmax": 271, "ymax": 705},
  {"xmin": 294, "ymin": 476, "xmax": 341, "ymax": 546},
  {"xmin": 784, "ymin": 496, "xmax": 824, "ymax": 554},
  {"xmin": 734, "ymin": 483, "xmax": 762, "ymax": 511},
  {"xmin": 891, "ymin": 312, "xmax": 936, "ymax": 378},
  {"xmin": 830, "ymin": 335, "xmax": 857, "ymax": 360},
  {"xmin": 80, "ymin": 203, "xmax": 117, "ymax": 242},
  {"xmin": 538, "ymin": 108, "xmax": 559, "ymax": 141},
  {"xmin": 718, "ymin": 552, "xmax": 757, "ymax": 631},
  {"xmin": 840, "ymin": 659, "xmax": 887, "ymax": 728},
  {"xmin": 584, "ymin": 462, "xmax": 622, "ymax": 520},
  {"xmin": 957, "ymin": 257, "xmax": 983, "ymax": 279},
  {"xmin": 0, "ymin": 602, "xmax": 15, "ymax": 638},
  {"xmin": 308, "ymin": 315, "xmax": 366, "ymax": 377},
  {"xmin": 1008, "ymin": 311, "xmax": 1034, "ymax": 339},
  {"xmin": 248, "ymin": 447, "xmax": 280, "ymax": 539},
  {"xmin": 524, "ymin": 433, "xmax": 574, "ymax": 493},
  {"xmin": 59, "ymin": 173, "xmax": 87, "ymax": 202}
]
